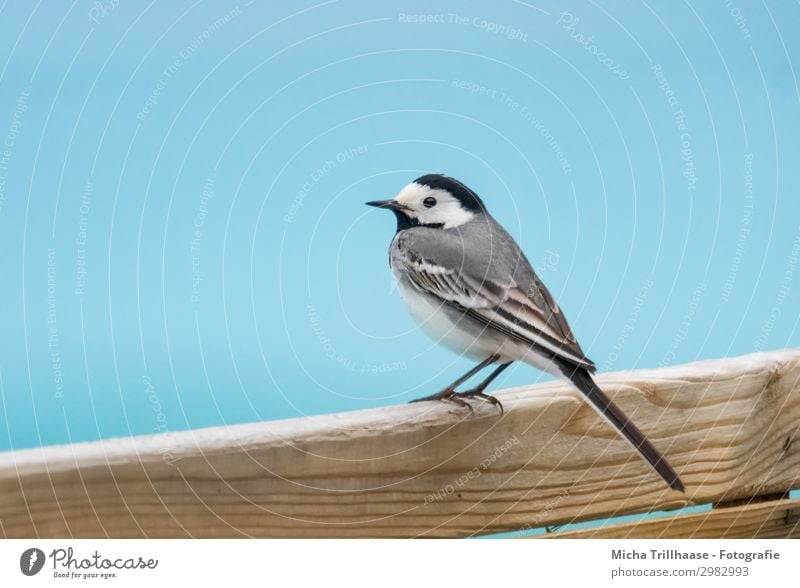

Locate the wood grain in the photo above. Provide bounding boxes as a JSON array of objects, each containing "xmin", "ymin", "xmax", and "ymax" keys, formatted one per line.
[
  {"xmin": 1, "ymin": 350, "xmax": 799, "ymax": 538},
  {"xmin": 543, "ymin": 498, "xmax": 800, "ymax": 539}
]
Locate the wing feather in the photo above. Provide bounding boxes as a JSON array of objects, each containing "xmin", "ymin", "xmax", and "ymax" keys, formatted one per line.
[{"xmin": 401, "ymin": 251, "xmax": 595, "ymax": 370}]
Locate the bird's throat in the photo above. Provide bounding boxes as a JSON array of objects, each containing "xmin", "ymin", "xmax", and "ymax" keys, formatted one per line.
[{"xmin": 392, "ymin": 211, "xmax": 444, "ymax": 232}]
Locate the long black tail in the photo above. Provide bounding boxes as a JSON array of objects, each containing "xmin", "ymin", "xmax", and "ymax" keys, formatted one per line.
[{"xmin": 558, "ymin": 363, "xmax": 684, "ymax": 492}]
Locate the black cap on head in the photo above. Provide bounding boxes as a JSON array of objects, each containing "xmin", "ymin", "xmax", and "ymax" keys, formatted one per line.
[{"xmin": 413, "ymin": 174, "xmax": 486, "ymax": 212}]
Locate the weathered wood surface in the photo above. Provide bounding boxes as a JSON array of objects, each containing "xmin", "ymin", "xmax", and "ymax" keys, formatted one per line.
[
  {"xmin": 545, "ymin": 498, "xmax": 800, "ymax": 539},
  {"xmin": 0, "ymin": 350, "xmax": 798, "ymax": 538}
]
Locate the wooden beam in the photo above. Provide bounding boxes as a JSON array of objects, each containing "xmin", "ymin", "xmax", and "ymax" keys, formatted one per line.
[
  {"xmin": 542, "ymin": 498, "xmax": 800, "ymax": 539},
  {"xmin": 1, "ymin": 350, "xmax": 799, "ymax": 538}
]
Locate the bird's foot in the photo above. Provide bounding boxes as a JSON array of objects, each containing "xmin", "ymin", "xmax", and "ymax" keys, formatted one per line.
[
  {"xmin": 452, "ymin": 389, "xmax": 504, "ymax": 414},
  {"xmin": 409, "ymin": 388, "xmax": 503, "ymax": 414},
  {"xmin": 409, "ymin": 389, "xmax": 474, "ymax": 412}
]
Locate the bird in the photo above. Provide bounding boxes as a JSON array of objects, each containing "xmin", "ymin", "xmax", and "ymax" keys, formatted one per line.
[{"xmin": 366, "ymin": 174, "xmax": 684, "ymax": 492}]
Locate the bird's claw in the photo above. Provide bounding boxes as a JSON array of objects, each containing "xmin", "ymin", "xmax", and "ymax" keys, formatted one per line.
[
  {"xmin": 409, "ymin": 388, "xmax": 502, "ymax": 415},
  {"xmin": 454, "ymin": 389, "xmax": 504, "ymax": 414},
  {"xmin": 409, "ymin": 389, "xmax": 472, "ymax": 412}
]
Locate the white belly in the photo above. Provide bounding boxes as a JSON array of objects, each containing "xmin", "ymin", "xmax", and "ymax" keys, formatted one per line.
[{"xmin": 396, "ymin": 275, "xmax": 505, "ymax": 361}]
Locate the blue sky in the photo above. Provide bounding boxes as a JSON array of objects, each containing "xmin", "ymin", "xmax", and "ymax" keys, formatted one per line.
[{"xmin": 0, "ymin": 0, "xmax": 798, "ymax": 450}]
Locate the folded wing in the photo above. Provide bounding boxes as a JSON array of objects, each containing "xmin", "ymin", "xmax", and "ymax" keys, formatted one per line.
[{"xmin": 400, "ymin": 251, "xmax": 596, "ymax": 371}]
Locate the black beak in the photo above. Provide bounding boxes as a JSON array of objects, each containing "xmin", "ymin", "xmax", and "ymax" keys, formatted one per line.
[{"xmin": 365, "ymin": 199, "xmax": 406, "ymax": 212}]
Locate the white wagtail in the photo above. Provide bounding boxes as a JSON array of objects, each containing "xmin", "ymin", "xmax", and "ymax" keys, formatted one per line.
[{"xmin": 366, "ymin": 174, "xmax": 683, "ymax": 492}]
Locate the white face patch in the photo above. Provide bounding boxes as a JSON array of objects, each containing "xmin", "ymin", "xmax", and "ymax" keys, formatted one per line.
[{"xmin": 393, "ymin": 182, "xmax": 475, "ymax": 229}]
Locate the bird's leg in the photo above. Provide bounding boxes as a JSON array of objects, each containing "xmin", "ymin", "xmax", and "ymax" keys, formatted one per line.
[
  {"xmin": 409, "ymin": 355, "xmax": 498, "ymax": 410},
  {"xmin": 453, "ymin": 362, "xmax": 512, "ymax": 414}
]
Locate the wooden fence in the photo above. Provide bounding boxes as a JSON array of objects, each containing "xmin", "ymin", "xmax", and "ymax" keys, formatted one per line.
[{"xmin": 1, "ymin": 349, "xmax": 798, "ymax": 538}]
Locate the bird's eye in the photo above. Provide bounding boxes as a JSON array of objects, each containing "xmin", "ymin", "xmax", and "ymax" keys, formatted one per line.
[{"xmin": 423, "ymin": 197, "xmax": 437, "ymax": 208}]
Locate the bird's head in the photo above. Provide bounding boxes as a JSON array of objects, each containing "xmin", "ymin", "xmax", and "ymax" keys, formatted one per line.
[{"xmin": 366, "ymin": 174, "xmax": 486, "ymax": 231}]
